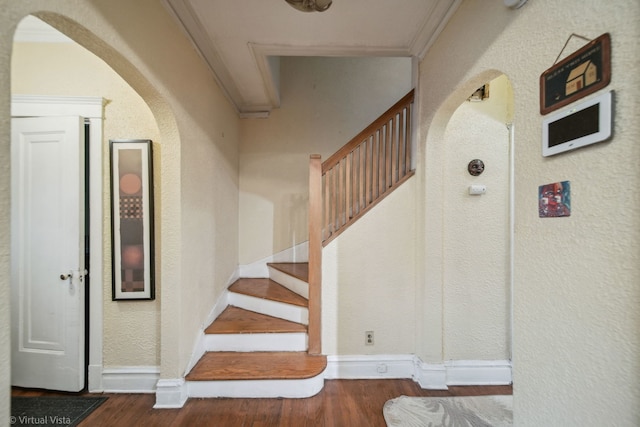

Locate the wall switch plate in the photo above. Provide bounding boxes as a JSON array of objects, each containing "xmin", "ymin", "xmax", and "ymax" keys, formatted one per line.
[{"xmin": 469, "ymin": 184, "xmax": 487, "ymax": 195}]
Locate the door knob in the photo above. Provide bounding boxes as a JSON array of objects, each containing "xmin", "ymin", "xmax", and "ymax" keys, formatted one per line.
[{"xmin": 60, "ymin": 271, "xmax": 73, "ymax": 280}]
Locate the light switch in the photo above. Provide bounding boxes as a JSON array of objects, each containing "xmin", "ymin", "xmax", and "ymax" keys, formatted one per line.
[{"xmin": 469, "ymin": 184, "xmax": 487, "ymax": 195}]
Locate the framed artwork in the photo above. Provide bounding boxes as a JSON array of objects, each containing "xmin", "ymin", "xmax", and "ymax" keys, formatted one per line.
[
  {"xmin": 539, "ymin": 181, "xmax": 571, "ymax": 218},
  {"xmin": 110, "ymin": 139, "xmax": 155, "ymax": 300}
]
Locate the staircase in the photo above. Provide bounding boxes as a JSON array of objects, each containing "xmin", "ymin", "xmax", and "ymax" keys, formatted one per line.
[
  {"xmin": 185, "ymin": 262, "xmax": 327, "ymax": 398},
  {"xmin": 184, "ymin": 89, "xmax": 415, "ymax": 400}
]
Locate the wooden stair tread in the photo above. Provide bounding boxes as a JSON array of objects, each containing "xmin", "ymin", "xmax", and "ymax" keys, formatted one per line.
[
  {"xmin": 268, "ymin": 262, "xmax": 309, "ymax": 282},
  {"xmin": 186, "ymin": 352, "xmax": 327, "ymax": 381},
  {"xmin": 205, "ymin": 306, "xmax": 306, "ymax": 334},
  {"xmin": 230, "ymin": 278, "xmax": 308, "ymax": 307}
]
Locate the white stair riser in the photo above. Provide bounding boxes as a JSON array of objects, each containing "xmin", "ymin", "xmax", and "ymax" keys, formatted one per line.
[
  {"xmin": 228, "ymin": 293, "xmax": 308, "ymax": 325},
  {"xmin": 187, "ymin": 374, "xmax": 325, "ymax": 398},
  {"xmin": 268, "ymin": 267, "xmax": 309, "ymax": 299},
  {"xmin": 204, "ymin": 333, "xmax": 307, "ymax": 352}
]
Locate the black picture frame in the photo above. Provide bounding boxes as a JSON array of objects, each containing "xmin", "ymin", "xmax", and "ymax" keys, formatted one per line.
[{"xmin": 109, "ymin": 139, "xmax": 155, "ymax": 300}]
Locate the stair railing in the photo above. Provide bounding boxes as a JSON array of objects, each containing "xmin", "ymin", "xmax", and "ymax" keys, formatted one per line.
[{"xmin": 307, "ymin": 89, "xmax": 415, "ymax": 355}]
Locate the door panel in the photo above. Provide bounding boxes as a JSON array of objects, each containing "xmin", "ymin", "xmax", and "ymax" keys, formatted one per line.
[{"xmin": 11, "ymin": 116, "xmax": 85, "ymax": 392}]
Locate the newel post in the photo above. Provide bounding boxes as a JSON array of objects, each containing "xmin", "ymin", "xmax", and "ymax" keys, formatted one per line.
[{"xmin": 308, "ymin": 154, "xmax": 322, "ymax": 355}]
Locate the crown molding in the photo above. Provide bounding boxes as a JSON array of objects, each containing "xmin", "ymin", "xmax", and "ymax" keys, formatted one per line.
[{"xmin": 14, "ymin": 15, "xmax": 73, "ymax": 43}]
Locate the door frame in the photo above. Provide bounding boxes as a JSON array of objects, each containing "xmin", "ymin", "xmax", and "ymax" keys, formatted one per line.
[{"xmin": 11, "ymin": 95, "xmax": 104, "ymax": 392}]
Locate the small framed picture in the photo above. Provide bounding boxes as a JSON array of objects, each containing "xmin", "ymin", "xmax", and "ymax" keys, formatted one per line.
[
  {"xmin": 539, "ymin": 181, "xmax": 571, "ymax": 218},
  {"xmin": 110, "ymin": 139, "xmax": 155, "ymax": 300}
]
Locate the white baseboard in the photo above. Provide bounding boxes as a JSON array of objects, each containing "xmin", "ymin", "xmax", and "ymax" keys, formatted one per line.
[
  {"xmin": 184, "ymin": 289, "xmax": 231, "ymax": 376},
  {"xmin": 100, "ymin": 366, "xmax": 160, "ymax": 393},
  {"xmin": 327, "ymin": 355, "xmax": 512, "ymax": 390},
  {"xmin": 140, "ymin": 356, "xmax": 508, "ymax": 408},
  {"xmin": 413, "ymin": 360, "xmax": 448, "ymax": 390},
  {"xmin": 154, "ymin": 378, "xmax": 188, "ymax": 409},
  {"xmin": 444, "ymin": 359, "xmax": 512, "ymax": 386},
  {"xmin": 325, "ymin": 355, "xmax": 415, "ymax": 379},
  {"xmin": 187, "ymin": 375, "xmax": 324, "ymax": 399},
  {"xmin": 239, "ymin": 241, "xmax": 308, "ymax": 278},
  {"xmin": 88, "ymin": 364, "xmax": 104, "ymax": 392}
]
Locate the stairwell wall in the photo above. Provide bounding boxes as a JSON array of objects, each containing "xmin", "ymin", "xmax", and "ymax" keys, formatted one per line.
[{"xmin": 239, "ymin": 56, "xmax": 413, "ymax": 265}]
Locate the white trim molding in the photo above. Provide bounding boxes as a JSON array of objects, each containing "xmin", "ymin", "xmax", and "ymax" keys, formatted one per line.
[
  {"xmin": 154, "ymin": 378, "xmax": 188, "ymax": 409},
  {"xmin": 325, "ymin": 355, "xmax": 416, "ymax": 380},
  {"xmin": 183, "ymin": 289, "xmax": 230, "ymax": 376},
  {"xmin": 11, "ymin": 95, "xmax": 105, "ymax": 394},
  {"xmin": 444, "ymin": 360, "xmax": 513, "ymax": 386},
  {"xmin": 327, "ymin": 355, "xmax": 512, "ymax": 390},
  {"xmin": 100, "ymin": 366, "xmax": 160, "ymax": 393},
  {"xmin": 414, "ymin": 360, "xmax": 448, "ymax": 390},
  {"xmin": 14, "ymin": 16, "xmax": 74, "ymax": 43},
  {"xmin": 153, "ymin": 355, "xmax": 510, "ymax": 408},
  {"xmin": 187, "ymin": 375, "xmax": 325, "ymax": 399}
]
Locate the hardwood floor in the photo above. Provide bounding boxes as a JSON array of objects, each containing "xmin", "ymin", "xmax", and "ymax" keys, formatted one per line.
[{"xmin": 12, "ymin": 380, "xmax": 512, "ymax": 426}]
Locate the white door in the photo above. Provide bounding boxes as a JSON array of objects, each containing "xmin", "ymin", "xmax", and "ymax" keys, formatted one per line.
[{"xmin": 11, "ymin": 116, "xmax": 86, "ymax": 392}]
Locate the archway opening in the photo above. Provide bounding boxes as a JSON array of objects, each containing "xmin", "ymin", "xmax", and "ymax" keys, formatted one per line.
[
  {"xmin": 440, "ymin": 74, "xmax": 514, "ymax": 363},
  {"xmin": 10, "ymin": 13, "xmax": 173, "ymax": 392}
]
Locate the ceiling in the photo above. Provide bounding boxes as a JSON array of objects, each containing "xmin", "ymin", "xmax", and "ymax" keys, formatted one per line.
[
  {"xmin": 14, "ymin": 1, "xmax": 462, "ymax": 116},
  {"xmin": 162, "ymin": 0, "xmax": 462, "ymax": 116}
]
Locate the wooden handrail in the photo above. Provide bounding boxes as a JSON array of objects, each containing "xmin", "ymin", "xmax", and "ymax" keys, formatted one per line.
[
  {"xmin": 322, "ymin": 90, "xmax": 414, "ymax": 172},
  {"xmin": 321, "ymin": 89, "xmax": 414, "ymax": 246},
  {"xmin": 307, "ymin": 89, "xmax": 415, "ymax": 355}
]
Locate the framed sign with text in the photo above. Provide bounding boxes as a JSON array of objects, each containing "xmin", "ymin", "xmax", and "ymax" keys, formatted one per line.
[{"xmin": 540, "ymin": 33, "xmax": 611, "ymax": 115}]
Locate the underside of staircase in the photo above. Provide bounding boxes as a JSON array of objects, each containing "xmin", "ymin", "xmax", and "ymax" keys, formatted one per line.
[{"xmin": 185, "ymin": 262, "xmax": 327, "ymax": 398}]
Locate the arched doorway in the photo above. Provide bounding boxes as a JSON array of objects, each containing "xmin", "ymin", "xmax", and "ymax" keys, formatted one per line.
[
  {"xmin": 441, "ymin": 74, "xmax": 514, "ymax": 363},
  {"xmin": 417, "ymin": 70, "xmax": 514, "ymax": 386},
  {"xmin": 10, "ymin": 14, "xmax": 163, "ymax": 392}
]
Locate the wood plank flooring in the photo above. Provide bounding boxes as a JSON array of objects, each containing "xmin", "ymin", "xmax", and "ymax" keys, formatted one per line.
[{"xmin": 12, "ymin": 381, "xmax": 512, "ymax": 427}]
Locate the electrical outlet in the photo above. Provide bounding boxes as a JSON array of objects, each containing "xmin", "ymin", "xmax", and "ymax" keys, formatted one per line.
[{"xmin": 365, "ymin": 331, "xmax": 374, "ymax": 346}]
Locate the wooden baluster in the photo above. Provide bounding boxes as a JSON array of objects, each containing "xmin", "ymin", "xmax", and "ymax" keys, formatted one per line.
[
  {"xmin": 384, "ymin": 119, "xmax": 395, "ymax": 191},
  {"xmin": 367, "ymin": 136, "xmax": 373, "ymax": 205},
  {"xmin": 318, "ymin": 89, "xmax": 414, "ymax": 246},
  {"xmin": 398, "ymin": 108, "xmax": 409, "ymax": 179},
  {"xmin": 354, "ymin": 146, "xmax": 360, "ymax": 216},
  {"xmin": 391, "ymin": 114, "xmax": 398, "ymax": 185},
  {"xmin": 378, "ymin": 128, "xmax": 384, "ymax": 196},
  {"xmin": 405, "ymin": 104, "xmax": 412, "ymax": 175},
  {"xmin": 345, "ymin": 152, "xmax": 351, "ymax": 221},
  {"xmin": 373, "ymin": 131, "xmax": 379, "ymax": 200},
  {"xmin": 359, "ymin": 142, "xmax": 365, "ymax": 212},
  {"xmin": 330, "ymin": 165, "xmax": 339, "ymax": 233}
]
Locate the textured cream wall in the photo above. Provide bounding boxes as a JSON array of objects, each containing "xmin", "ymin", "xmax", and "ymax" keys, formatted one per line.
[
  {"xmin": 0, "ymin": 19, "xmax": 11, "ymax": 426},
  {"xmin": 12, "ymin": 40, "xmax": 161, "ymax": 367},
  {"xmin": 0, "ymin": 2, "xmax": 240, "ymax": 407},
  {"xmin": 323, "ymin": 178, "xmax": 416, "ymax": 355},
  {"xmin": 239, "ymin": 56, "xmax": 412, "ymax": 264},
  {"xmin": 442, "ymin": 74, "xmax": 512, "ymax": 361},
  {"xmin": 417, "ymin": 0, "xmax": 639, "ymax": 425}
]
